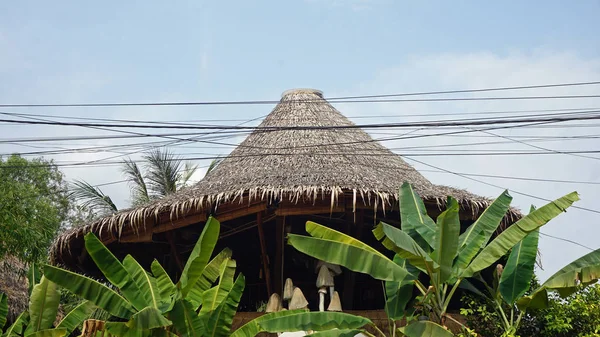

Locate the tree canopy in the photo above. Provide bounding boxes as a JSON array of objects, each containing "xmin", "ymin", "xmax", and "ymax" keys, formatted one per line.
[{"xmin": 0, "ymin": 155, "xmax": 69, "ymax": 264}]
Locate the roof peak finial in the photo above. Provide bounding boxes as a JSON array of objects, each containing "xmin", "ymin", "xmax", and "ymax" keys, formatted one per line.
[{"xmin": 281, "ymin": 88, "xmax": 323, "ymax": 98}]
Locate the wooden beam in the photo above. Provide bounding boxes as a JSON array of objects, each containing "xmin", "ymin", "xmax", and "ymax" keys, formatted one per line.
[
  {"xmin": 166, "ymin": 231, "xmax": 184, "ymax": 272},
  {"xmin": 256, "ymin": 212, "xmax": 272, "ymax": 296},
  {"xmin": 273, "ymin": 216, "xmax": 285, "ymax": 295},
  {"xmin": 215, "ymin": 202, "xmax": 267, "ymax": 223},
  {"xmin": 275, "ymin": 205, "xmax": 344, "ymax": 216}
]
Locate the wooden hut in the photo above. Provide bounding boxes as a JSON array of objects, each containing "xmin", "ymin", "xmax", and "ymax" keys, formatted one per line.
[
  {"xmin": 0, "ymin": 256, "xmax": 28, "ymax": 324},
  {"xmin": 50, "ymin": 89, "xmax": 520, "ymax": 311}
]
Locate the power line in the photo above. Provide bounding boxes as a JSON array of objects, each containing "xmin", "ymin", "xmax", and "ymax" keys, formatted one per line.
[
  {"xmin": 2, "ymin": 112, "xmax": 600, "ymax": 130},
  {"xmin": 539, "ymin": 232, "xmax": 595, "ymax": 251},
  {"xmin": 405, "ymin": 156, "xmax": 600, "ymax": 215},
  {"xmin": 2, "ymin": 80, "xmax": 600, "ymax": 108}
]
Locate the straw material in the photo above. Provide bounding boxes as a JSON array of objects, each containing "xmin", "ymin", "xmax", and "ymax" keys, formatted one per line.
[
  {"xmin": 51, "ymin": 88, "xmax": 521, "ymax": 264},
  {"xmin": 0, "ymin": 256, "xmax": 28, "ymax": 323}
]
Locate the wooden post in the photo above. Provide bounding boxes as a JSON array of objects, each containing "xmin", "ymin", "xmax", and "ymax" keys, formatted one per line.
[
  {"xmin": 256, "ymin": 212, "xmax": 272, "ymax": 295},
  {"xmin": 166, "ymin": 231, "xmax": 184, "ymax": 272},
  {"xmin": 273, "ymin": 216, "xmax": 285, "ymax": 295},
  {"xmin": 342, "ymin": 208, "xmax": 364, "ymax": 309}
]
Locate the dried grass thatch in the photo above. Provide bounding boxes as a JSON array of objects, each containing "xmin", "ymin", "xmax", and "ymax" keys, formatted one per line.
[
  {"xmin": 51, "ymin": 88, "xmax": 521, "ymax": 265},
  {"xmin": 0, "ymin": 256, "xmax": 28, "ymax": 323}
]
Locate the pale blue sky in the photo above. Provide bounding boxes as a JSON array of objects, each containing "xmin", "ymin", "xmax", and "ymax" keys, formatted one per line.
[{"xmin": 1, "ymin": 1, "xmax": 600, "ymax": 281}]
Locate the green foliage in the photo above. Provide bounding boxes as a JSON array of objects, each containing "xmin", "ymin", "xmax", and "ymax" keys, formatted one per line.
[
  {"xmin": 43, "ymin": 216, "xmax": 368, "ymax": 337},
  {"xmin": 460, "ymin": 282, "xmax": 600, "ymax": 337},
  {"xmin": 0, "ymin": 154, "xmax": 70, "ymax": 264},
  {"xmin": 288, "ymin": 181, "xmax": 577, "ymax": 335},
  {"xmin": 0, "ymin": 275, "xmax": 96, "ymax": 337}
]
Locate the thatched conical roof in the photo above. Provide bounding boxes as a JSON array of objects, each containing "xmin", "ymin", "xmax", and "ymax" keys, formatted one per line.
[{"xmin": 51, "ymin": 89, "xmax": 519, "ymax": 265}]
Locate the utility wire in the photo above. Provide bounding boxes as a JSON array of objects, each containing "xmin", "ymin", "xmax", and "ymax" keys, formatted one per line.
[
  {"xmin": 405, "ymin": 157, "xmax": 600, "ymax": 215},
  {"xmin": 1, "ymin": 80, "xmax": 600, "ymax": 108}
]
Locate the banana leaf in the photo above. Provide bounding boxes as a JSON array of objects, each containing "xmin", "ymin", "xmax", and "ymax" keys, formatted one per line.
[
  {"xmin": 516, "ymin": 287, "xmax": 548, "ymax": 310},
  {"xmin": 128, "ymin": 307, "xmax": 172, "ymax": 330},
  {"xmin": 104, "ymin": 322, "xmax": 144, "ymax": 337},
  {"xmin": 123, "ymin": 255, "xmax": 165, "ymax": 311},
  {"xmin": 199, "ymin": 259, "xmax": 236, "ymax": 316},
  {"xmin": 43, "ymin": 264, "xmax": 135, "ymax": 319},
  {"xmin": 399, "ymin": 182, "xmax": 437, "ymax": 249},
  {"xmin": 461, "ymin": 191, "xmax": 579, "ymax": 278},
  {"xmin": 385, "ymin": 256, "xmax": 419, "ymax": 320},
  {"xmin": 25, "ymin": 276, "xmax": 60, "ymax": 334},
  {"xmin": 84, "ymin": 233, "xmax": 147, "ymax": 311},
  {"xmin": 24, "ymin": 328, "xmax": 67, "ymax": 337},
  {"xmin": 456, "ymin": 190, "xmax": 512, "ymax": 270},
  {"xmin": 287, "ymin": 234, "xmax": 413, "ymax": 282},
  {"xmin": 0, "ymin": 293, "xmax": 7, "ymax": 329},
  {"xmin": 542, "ymin": 247, "xmax": 600, "ymax": 297},
  {"xmin": 4, "ymin": 312, "xmax": 29, "ymax": 337},
  {"xmin": 304, "ymin": 221, "xmax": 381, "ymax": 254},
  {"xmin": 201, "ymin": 274, "xmax": 245, "ymax": 337},
  {"xmin": 305, "ymin": 329, "xmax": 364, "ymax": 337},
  {"xmin": 169, "ymin": 299, "xmax": 204, "ymax": 337},
  {"xmin": 180, "ymin": 216, "xmax": 220, "ymax": 296},
  {"xmin": 373, "ymin": 222, "xmax": 437, "ymax": 272},
  {"xmin": 434, "ymin": 197, "xmax": 460, "ymax": 284},
  {"xmin": 229, "ymin": 310, "xmax": 308, "ymax": 337},
  {"xmin": 399, "ymin": 320, "xmax": 454, "ymax": 337},
  {"xmin": 27, "ymin": 264, "xmax": 41, "ymax": 295},
  {"xmin": 257, "ymin": 312, "xmax": 371, "ymax": 333},
  {"xmin": 187, "ymin": 248, "xmax": 233, "ymax": 310},
  {"xmin": 150, "ymin": 260, "xmax": 175, "ymax": 304},
  {"xmin": 56, "ymin": 301, "xmax": 96, "ymax": 334},
  {"xmin": 499, "ymin": 229, "xmax": 539, "ymax": 304}
]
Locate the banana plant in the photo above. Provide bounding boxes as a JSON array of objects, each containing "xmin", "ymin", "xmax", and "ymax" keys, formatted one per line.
[
  {"xmin": 44, "ymin": 216, "xmax": 370, "ymax": 337},
  {"xmin": 0, "ymin": 276, "xmax": 96, "ymax": 337},
  {"xmin": 288, "ymin": 182, "xmax": 579, "ymax": 336},
  {"xmin": 466, "ymin": 204, "xmax": 600, "ymax": 336}
]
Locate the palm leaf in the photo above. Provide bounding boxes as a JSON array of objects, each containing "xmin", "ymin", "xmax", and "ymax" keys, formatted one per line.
[
  {"xmin": 179, "ymin": 216, "xmax": 220, "ymax": 296},
  {"xmin": 69, "ymin": 180, "xmax": 118, "ymax": 215},
  {"xmin": 122, "ymin": 159, "xmax": 150, "ymax": 206},
  {"xmin": 179, "ymin": 162, "xmax": 199, "ymax": 187},
  {"xmin": 25, "ymin": 276, "xmax": 60, "ymax": 334},
  {"xmin": 461, "ymin": 191, "xmax": 579, "ymax": 278},
  {"xmin": 499, "ymin": 229, "xmax": 539, "ymax": 304},
  {"xmin": 456, "ymin": 190, "xmax": 512, "ymax": 270},
  {"xmin": 204, "ymin": 158, "xmax": 222, "ymax": 177},
  {"xmin": 56, "ymin": 301, "xmax": 96, "ymax": 334},
  {"xmin": 399, "ymin": 182, "xmax": 437, "ymax": 249},
  {"xmin": 144, "ymin": 149, "xmax": 182, "ymax": 197},
  {"xmin": 542, "ymin": 247, "xmax": 600, "ymax": 296},
  {"xmin": 43, "ymin": 264, "xmax": 135, "ymax": 319},
  {"xmin": 84, "ymin": 233, "xmax": 147, "ymax": 311}
]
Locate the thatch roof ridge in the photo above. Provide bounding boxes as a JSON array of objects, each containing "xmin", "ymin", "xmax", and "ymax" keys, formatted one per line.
[{"xmin": 51, "ymin": 88, "xmax": 521, "ymax": 262}]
